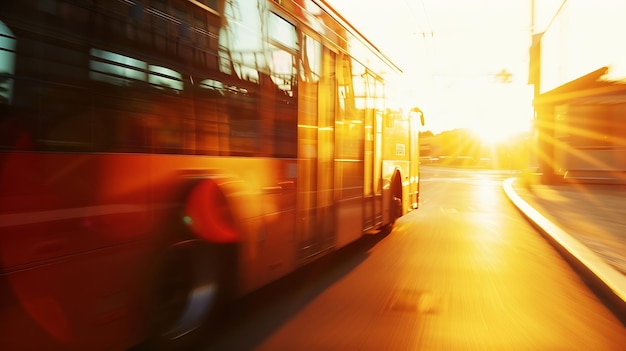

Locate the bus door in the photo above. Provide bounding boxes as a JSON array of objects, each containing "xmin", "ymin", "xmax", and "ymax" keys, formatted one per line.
[
  {"xmin": 362, "ymin": 75, "xmax": 384, "ymax": 230},
  {"xmin": 296, "ymin": 40, "xmax": 336, "ymax": 261}
]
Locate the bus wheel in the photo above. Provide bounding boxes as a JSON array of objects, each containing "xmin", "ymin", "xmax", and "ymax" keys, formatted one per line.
[
  {"xmin": 390, "ymin": 195, "xmax": 402, "ymax": 225},
  {"xmin": 382, "ymin": 195, "xmax": 402, "ymax": 234},
  {"xmin": 386, "ymin": 172, "xmax": 403, "ymax": 231},
  {"xmin": 392, "ymin": 196, "xmax": 402, "ymax": 222},
  {"xmin": 147, "ymin": 240, "xmax": 221, "ymax": 350}
]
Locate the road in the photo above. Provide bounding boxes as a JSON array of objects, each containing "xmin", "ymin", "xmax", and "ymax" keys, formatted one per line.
[{"xmin": 202, "ymin": 166, "xmax": 626, "ymax": 351}]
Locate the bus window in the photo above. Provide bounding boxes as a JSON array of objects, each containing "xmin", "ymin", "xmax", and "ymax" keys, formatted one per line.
[
  {"xmin": 0, "ymin": 20, "xmax": 16, "ymax": 105},
  {"xmin": 219, "ymin": 0, "xmax": 264, "ymax": 82},
  {"xmin": 89, "ymin": 49, "xmax": 148, "ymax": 86},
  {"xmin": 149, "ymin": 66, "xmax": 183, "ymax": 92},
  {"xmin": 301, "ymin": 34, "xmax": 323, "ymax": 83},
  {"xmin": 0, "ymin": 21, "xmax": 21, "ymax": 150}
]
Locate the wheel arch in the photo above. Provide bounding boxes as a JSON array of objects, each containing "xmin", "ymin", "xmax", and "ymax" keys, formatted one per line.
[{"xmin": 142, "ymin": 177, "xmax": 242, "ymax": 349}]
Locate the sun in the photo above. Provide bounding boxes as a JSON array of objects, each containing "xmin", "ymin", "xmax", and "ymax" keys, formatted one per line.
[
  {"xmin": 468, "ymin": 113, "xmax": 530, "ymax": 145},
  {"xmin": 467, "ymin": 95, "xmax": 532, "ymax": 145},
  {"xmin": 470, "ymin": 125, "xmax": 509, "ymax": 145}
]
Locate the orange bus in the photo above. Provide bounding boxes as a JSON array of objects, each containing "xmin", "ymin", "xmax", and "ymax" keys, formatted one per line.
[{"xmin": 0, "ymin": 0, "xmax": 424, "ymax": 349}]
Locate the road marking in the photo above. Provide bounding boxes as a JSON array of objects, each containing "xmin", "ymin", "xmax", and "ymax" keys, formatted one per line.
[{"xmin": 440, "ymin": 207, "xmax": 459, "ymax": 214}]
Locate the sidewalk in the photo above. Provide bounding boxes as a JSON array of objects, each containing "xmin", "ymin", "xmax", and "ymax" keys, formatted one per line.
[{"xmin": 503, "ymin": 178, "xmax": 626, "ymax": 322}]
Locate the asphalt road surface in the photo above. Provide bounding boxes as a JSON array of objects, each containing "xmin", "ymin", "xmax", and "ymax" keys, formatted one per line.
[{"xmin": 202, "ymin": 166, "xmax": 626, "ymax": 351}]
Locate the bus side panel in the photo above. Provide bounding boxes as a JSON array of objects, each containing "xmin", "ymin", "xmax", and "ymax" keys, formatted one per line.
[
  {"xmin": 0, "ymin": 153, "xmax": 299, "ymax": 349},
  {"xmin": 0, "ymin": 152, "xmax": 156, "ymax": 350},
  {"xmin": 143, "ymin": 156, "xmax": 299, "ymax": 295},
  {"xmin": 334, "ymin": 197, "xmax": 364, "ymax": 248},
  {"xmin": 0, "ymin": 153, "xmax": 153, "ymax": 269},
  {"xmin": 0, "ymin": 243, "xmax": 151, "ymax": 351},
  {"xmin": 226, "ymin": 158, "xmax": 297, "ymax": 292},
  {"xmin": 333, "ymin": 160, "xmax": 364, "ymax": 249}
]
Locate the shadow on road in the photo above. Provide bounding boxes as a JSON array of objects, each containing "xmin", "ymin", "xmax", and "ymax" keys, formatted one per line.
[{"xmin": 202, "ymin": 231, "xmax": 389, "ymax": 350}]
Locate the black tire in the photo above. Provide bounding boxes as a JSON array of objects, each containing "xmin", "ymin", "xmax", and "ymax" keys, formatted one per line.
[
  {"xmin": 383, "ymin": 173, "xmax": 403, "ymax": 232},
  {"xmin": 382, "ymin": 193, "xmax": 402, "ymax": 234},
  {"xmin": 144, "ymin": 240, "xmax": 223, "ymax": 350},
  {"xmin": 391, "ymin": 195, "xmax": 401, "ymax": 223}
]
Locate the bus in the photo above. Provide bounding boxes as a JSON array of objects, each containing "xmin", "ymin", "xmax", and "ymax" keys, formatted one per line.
[{"xmin": 0, "ymin": 0, "xmax": 424, "ymax": 349}]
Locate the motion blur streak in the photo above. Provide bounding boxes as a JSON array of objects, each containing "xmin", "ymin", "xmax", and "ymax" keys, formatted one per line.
[{"xmin": 203, "ymin": 168, "xmax": 626, "ymax": 351}]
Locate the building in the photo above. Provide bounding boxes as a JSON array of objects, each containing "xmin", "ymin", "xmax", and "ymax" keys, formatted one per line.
[{"xmin": 530, "ymin": 0, "xmax": 626, "ymax": 184}]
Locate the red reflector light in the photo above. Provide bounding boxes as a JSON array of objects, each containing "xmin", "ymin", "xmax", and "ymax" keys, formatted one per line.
[{"xmin": 184, "ymin": 180, "xmax": 239, "ymax": 243}]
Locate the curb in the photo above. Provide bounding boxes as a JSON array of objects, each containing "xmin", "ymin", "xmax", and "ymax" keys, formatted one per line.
[{"xmin": 503, "ymin": 178, "xmax": 626, "ymax": 324}]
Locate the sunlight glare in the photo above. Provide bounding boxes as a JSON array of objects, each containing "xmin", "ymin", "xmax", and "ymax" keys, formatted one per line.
[{"xmin": 470, "ymin": 123, "xmax": 509, "ymax": 145}]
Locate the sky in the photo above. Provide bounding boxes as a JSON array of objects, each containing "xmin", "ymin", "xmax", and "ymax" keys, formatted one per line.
[{"xmin": 327, "ymin": 0, "xmax": 536, "ymax": 141}]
